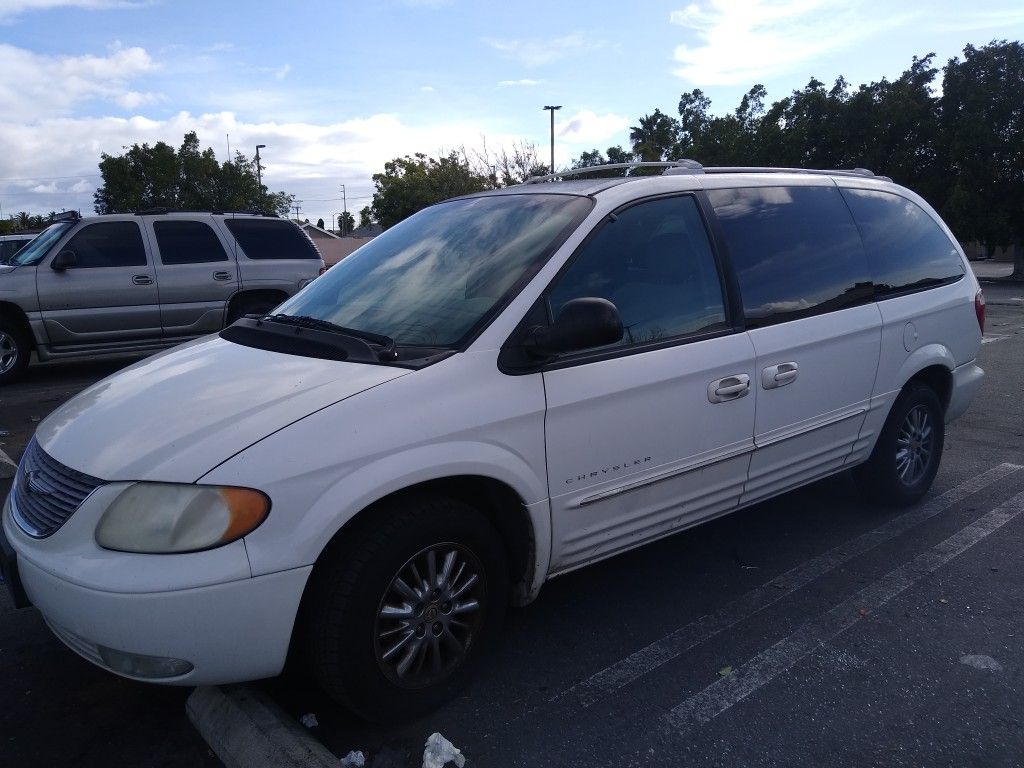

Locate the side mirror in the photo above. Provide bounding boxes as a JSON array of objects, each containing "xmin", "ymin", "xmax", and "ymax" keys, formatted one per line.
[
  {"xmin": 528, "ymin": 297, "xmax": 624, "ymax": 358},
  {"xmin": 51, "ymin": 250, "xmax": 77, "ymax": 271}
]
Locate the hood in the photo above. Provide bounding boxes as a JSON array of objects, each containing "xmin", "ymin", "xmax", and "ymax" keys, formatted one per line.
[{"xmin": 36, "ymin": 335, "xmax": 410, "ymax": 482}]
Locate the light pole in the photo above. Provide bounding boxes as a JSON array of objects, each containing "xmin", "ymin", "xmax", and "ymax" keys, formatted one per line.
[
  {"xmin": 339, "ymin": 184, "xmax": 347, "ymax": 234},
  {"xmin": 255, "ymin": 144, "xmax": 266, "ymax": 189},
  {"xmin": 542, "ymin": 105, "xmax": 562, "ymax": 175}
]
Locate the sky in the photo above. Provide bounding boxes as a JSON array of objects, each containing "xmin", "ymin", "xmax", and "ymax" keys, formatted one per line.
[{"xmin": 1, "ymin": 0, "xmax": 1023, "ymax": 227}]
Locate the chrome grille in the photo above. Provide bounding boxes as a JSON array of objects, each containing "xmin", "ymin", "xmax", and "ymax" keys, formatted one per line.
[{"xmin": 11, "ymin": 438, "xmax": 104, "ymax": 538}]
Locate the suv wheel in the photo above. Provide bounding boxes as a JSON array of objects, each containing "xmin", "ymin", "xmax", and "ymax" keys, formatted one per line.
[
  {"xmin": 854, "ymin": 382, "xmax": 944, "ymax": 506},
  {"xmin": 303, "ymin": 496, "xmax": 508, "ymax": 723},
  {"xmin": 0, "ymin": 319, "xmax": 31, "ymax": 385}
]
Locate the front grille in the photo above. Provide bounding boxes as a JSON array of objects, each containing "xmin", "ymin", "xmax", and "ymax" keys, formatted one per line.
[{"xmin": 10, "ymin": 438, "xmax": 104, "ymax": 538}]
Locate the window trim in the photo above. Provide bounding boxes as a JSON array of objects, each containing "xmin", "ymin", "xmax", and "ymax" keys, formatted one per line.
[
  {"xmin": 152, "ymin": 219, "xmax": 230, "ymax": 265},
  {"xmin": 703, "ymin": 183, "xmax": 876, "ymax": 330},
  {"xmin": 499, "ymin": 191, "xmax": 741, "ymax": 374}
]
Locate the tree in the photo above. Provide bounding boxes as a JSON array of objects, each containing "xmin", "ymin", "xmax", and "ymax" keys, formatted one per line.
[
  {"xmin": 358, "ymin": 206, "xmax": 373, "ymax": 230},
  {"xmin": 629, "ymin": 109, "xmax": 679, "ymax": 161},
  {"xmin": 316, "ymin": 217, "xmax": 325, "ymax": 229},
  {"xmin": 338, "ymin": 211, "xmax": 355, "ymax": 234},
  {"xmin": 94, "ymin": 131, "xmax": 294, "ymax": 216},
  {"xmin": 370, "ymin": 152, "xmax": 488, "ymax": 229}
]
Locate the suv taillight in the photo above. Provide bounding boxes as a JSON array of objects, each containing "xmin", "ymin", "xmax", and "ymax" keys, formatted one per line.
[{"xmin": 975, "ymin": 289, "xmax": 985, "ymax": 334}]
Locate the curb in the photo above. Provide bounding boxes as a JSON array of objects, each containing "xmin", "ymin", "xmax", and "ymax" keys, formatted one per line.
[
  {"xmin": 976, "ymin": 276, "xmax": 1024, "ymax": 285},
  {"xmin": 187, "ymin": 685, "xmax": 337, "ymax": 768}
]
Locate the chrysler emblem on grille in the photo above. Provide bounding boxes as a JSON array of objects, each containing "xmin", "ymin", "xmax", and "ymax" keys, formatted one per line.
[{"xmin": 24, "ymin": 469, "xmax": 52, "ymax": 497}]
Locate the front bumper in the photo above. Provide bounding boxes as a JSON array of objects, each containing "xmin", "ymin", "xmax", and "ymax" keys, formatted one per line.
[
  {"xmin": 18, "ymin": 554, "xmax": 311, "ymax": 685},
  {"xmin": 0, "ymin": 521, "xmax": 31, "ymax": 608}
]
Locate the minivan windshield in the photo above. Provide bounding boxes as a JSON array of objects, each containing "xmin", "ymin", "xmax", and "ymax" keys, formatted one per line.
[
  {"xmin": 274, "ymin": 194, "xmax": 593, "ymax": 349},
  {"xmin": 9, "ymin": 222, "xmax": 72, "ymax": 266}
]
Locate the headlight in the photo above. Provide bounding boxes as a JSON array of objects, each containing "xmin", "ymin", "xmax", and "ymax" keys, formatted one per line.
[{"xmin": 95, "ymin": 483, "xmax": 270, "ymax": 554}]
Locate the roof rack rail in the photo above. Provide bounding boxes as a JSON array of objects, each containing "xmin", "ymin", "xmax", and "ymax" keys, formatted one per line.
[
  {"xmin": 52, "ymin": 210, "xmax": 81, "ymax": 223},
  {"xmin": 133, "ymin": 208, "xmax": 277, "ymax": 217},
  {"xmin": 699, "ymin": 166, "xmax": 882, "ymax": 179},
  {"xmin": 524, "ymin": 160, "xmax": 704, "ymax": 184}
]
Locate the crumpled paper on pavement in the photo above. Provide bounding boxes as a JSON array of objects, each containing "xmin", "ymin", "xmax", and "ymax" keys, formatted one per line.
[
  {"xmin": 422, "ymin": 732, "xmax": 466, "ymax": 768},
  {"xmin": 339, "ymin": 750, "xmax": 366, "ymax": 766}
]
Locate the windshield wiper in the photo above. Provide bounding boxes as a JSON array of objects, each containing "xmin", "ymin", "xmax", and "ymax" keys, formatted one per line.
[{"xmin": 262, "ymin": 314, "xmax": 398, "ymax": 360}]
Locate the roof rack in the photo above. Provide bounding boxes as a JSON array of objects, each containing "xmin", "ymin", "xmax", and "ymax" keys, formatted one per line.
[
  {"xmin": 524, "ymin": 160, "xmax": 705, "ymax": 184},
  {"xmin": 52, "ymin": 210, "xmax": 80, "ymax": 223},
  {"xmin": 133, "ymin": 208, "xmax": 277, "ymax": 217},
  {"xmin": 525, "ymin": 162, "xmax": 891, "ymax": 184}
]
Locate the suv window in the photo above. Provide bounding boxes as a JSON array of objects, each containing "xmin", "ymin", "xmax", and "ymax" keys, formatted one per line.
[
  {"xmin": 707, "ymin": 185, "xmax": 872, "ymax": 327},
  {"xmin": 225, "ymin": 219, "xmax": 320, "ymax": 260},
  {"xmin": 153, "ymin": 221, "xmax": 229, "ymax": 264},
  {"xmin": 841, "ymin": 188, "xmax": 964, "ymax": 297},
  {"xmin": 63, "ymin": 222, "xmax": 147, "ymax": 268},
  {"xmin": 547, "ymin": 195, "xmax": 727, "ymax": 350}
]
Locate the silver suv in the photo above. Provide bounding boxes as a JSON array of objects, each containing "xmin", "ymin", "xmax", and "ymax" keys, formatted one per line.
[{"xmin": 0, "ymin": 210, "xmax": 324, "ymax": 383}]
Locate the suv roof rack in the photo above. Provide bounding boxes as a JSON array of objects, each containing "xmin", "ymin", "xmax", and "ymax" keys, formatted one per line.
[
  {"xmin": 525, "ymin": 162, "xmax": 891, "ymax": 184},
  {"xmin": 52, "ymin": 210, "xmax": 80, "ymax": 223},
  {"xmin": 133, "ymin": 208, "xmax": 277, "ymax": 217}
]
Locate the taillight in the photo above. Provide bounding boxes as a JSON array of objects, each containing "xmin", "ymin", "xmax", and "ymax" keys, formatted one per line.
[{"xmin": 975, "ymin": 289, "xmax": 985, "ymax": 334}]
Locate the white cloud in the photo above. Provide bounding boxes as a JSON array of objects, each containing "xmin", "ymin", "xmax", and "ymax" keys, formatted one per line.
[
  {"xmin": 669, "ymin": 0, "xmax": 911, "ymax": 85},
  {"xmin": 555, "ymin": 110, "xmax": 630, "ymax": 144},
  {"xmin": 498, "ymin": 79, "xmax": 539, "ymax": 87},
  {"xmin": 0, "ymin": 43, "xmax": 156, "ymax": 119},
  {"xmin": 419, "ymin": 85, "xmax": 435, "ymax": 92},
  {"xmin": 274, "ymin": 63, "xmax": 291, "ymax": 82},
  {"xmin": 0, "ymin": 0, "xmax": 150, "ymax": 21},
  {"xmin": 484, "ymin": 32, "xmax": 603, "ymax": 68},
  {"xmin": 115, "ymin": 90, "xmax": 162, "ymax": 110}
]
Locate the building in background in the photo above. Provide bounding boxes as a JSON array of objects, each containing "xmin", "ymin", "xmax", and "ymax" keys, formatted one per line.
[{"xmin": 301, "ymin": 222, "xmax": 382, "ymax": 267}]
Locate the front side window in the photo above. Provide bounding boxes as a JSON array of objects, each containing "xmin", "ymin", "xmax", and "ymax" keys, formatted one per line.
[
  {"xmin": 707, "ymin": 185, "xmax": 872, "ymax": 326},
  {"xmin": 154, "ymin": 221, "xmax": 229, "ymax": 264},
  {"xmin": 546, "ymin": 195, "xmax": 727, "ymax": 350},
  {"xmin": 274, "ymin": 194, "xmax": 593, "ymax": 348},
  {"xmin": 841, "ymin": 188, "xmax": 964, "ymax": 296},
  {"xmin": 10, "ymin": 223, "xmax": 71, "ymax": 266},
  {"xmin": 61, "ymin": 222, "xmax": 147, "ymax": 268}
]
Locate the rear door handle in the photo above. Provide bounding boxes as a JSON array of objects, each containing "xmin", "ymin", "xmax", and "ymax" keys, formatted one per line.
[
  {"xmin": 213, "ymin": 271, "xmax": 232, "ymax": 281},
  {"xmin": 762, "ymin": 361, "xmax": 799, "ymax": 389},
  {"xmin": 132, "ymin": 274, "xmax": 153, "ymax": 286},
  {"xmin": 708, "ymin": 373, "xmax": 751, "ymax": 403}
]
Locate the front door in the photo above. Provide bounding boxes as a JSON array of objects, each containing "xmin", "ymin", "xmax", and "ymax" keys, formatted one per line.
[
  {"xmin": 36, "ymin": 218, "xmax": 161, "ymax": 349},
  {"xmin": 540, "ymin": 194, "xmax": 756, "ymax": 573}
]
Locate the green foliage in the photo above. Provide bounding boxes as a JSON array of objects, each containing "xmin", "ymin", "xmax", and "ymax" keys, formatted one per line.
[
  {"xmin": 338, "ymin": 211, "xmax": 355, "ymax": 234},
  {"xmin": 316, "ymin": 217, "xmax": 325, "ymax": 229},
  {"xmin": 358, "ymin": 206, "xmax": 373, "ymax": 230},
  {"xmin": 370, "ymin": 152, "xmax": 488, "ymax": 229},
  {"xmin": 0, "ymin": 211, "xmax": 63, "ymax": 234},
  {"xmin": 94, "ymin": 131, "xmax": 294, "ymax": 216}
]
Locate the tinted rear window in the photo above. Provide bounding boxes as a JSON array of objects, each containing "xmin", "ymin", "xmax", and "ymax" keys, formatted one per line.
[
  {"xmin": 225, "ymin": 219, "xmax": 320, "ymax": 260},
  {"xmin": 154, "ymin": 221, "xmax": 229, "ymax": 264},
  {"xmin": 840, "ymin": 188, "xmax": 964, "ymax": 297},
  {"xmin": 63, "ymin": 221, "xmax": 147, "ymax": 268},
  {"xmin": 707, "ymin": 185, "xmax": 871, "ymax": 326}
]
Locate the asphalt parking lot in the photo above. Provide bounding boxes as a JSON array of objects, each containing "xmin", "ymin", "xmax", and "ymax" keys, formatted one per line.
[{"xmin": 1, "ymin": 281, "xmax": 1022, "ymax": 768}]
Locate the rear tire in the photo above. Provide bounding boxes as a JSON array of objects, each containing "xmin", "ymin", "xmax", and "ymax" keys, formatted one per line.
[
  {"xmin": 0, "ymin": 319, "xmax": 31, "ymax": 385},
  {"xmin": 302, "ymin": 495, "xmax": 508, "ymax": 723},
  {"xmin": 854, "ymin": 382, "xmax": 944, "ymax": 506}
]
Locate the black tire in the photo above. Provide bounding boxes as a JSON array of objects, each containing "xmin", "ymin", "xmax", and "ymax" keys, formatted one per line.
[
  {"xmin": 854, "ymin": 382, "xmax": 944, "ymax": 506},
  {"xmin": 225, "ymin": 296, "xmax": 279, "ymax": 325},
  {"xmin": 302, "ymin": 495, "xmax": 508, "ymax": 723},
  {"xmin": 0, "ymin": 318, "xmax": 31, "ymax": 385}
]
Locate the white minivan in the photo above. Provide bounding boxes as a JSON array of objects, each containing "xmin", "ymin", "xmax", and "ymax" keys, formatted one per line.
[{"xmin": 0, "ymin": 164, "xmax": 984, "ymax": 722}]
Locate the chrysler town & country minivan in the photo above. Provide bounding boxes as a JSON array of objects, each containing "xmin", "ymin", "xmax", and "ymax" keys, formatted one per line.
[{"xmin": 0, "ymin": 164, "xmax": 984, "ymax": 721}]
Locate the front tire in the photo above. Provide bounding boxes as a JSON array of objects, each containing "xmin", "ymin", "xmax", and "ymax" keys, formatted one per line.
[
  {"xmin": 854, "ymin": 382, "xmax": 944, "ymax": 506},
  {"xmin": 0, "ymin": 319, "xmax": 31, "ymax": 385},
  {"xmin": 302, "ymin": 496, "xmax": 508, "ymax": 723}
]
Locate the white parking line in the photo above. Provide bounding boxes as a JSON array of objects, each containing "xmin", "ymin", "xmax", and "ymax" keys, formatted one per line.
[
  {"xmin": 553, "ymin": 463, "xmax": 1023, "ymax": 710},
  {"xmin": 662, "ymin": 488, "xmax": 1024, "ymax": 734}
]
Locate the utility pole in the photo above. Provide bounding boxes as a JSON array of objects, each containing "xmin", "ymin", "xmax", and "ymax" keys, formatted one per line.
[
  {"xmin": 339, "ymin": 184, "xmax": 347, "ymax": 235},
  {"xmin": 293, "ymin": 203, "xmax": 301, "ymax": 223},
  {"xmin": 542, "ymin": 105, "xmax": 562, "ymax": 176}
]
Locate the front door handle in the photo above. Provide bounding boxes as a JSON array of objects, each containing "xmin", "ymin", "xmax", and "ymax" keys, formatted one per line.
[
  {"xmin": 132, "ymin": 274, "xmax": 153, "ymax": 286},
  {"xmin": 762, "ymin": 361, "xmax": 799, "ymax": 389},
  {"xmin": 213, "ymin": 271, "xmax": 232, "ymax": 281},
  {"xmin": 708, "ymin": 373, "xmax": 751, "ymax": 403}
]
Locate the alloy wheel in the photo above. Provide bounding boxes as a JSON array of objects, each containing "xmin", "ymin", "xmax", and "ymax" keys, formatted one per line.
[{"xmin": 896, "ymin": 404, "xmax": 934, "ymax": 486}]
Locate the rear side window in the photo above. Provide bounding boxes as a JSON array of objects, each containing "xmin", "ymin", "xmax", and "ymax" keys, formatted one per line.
[
  {"xmin": 841, "ymin": 188, "xmax": 964, "ymax": 297},
  {"xmin": 547, "ymin": 195, "xmax": 727, "ymax": 350},
  {"xmin": 63, "ymin": 222, "xmax": 147, "ymax": 268},
  {"xmin": 707, "ymin": 185, "xmax": 871, "ymax": 327},
  {"xmin": 153, "ymin": 221, "xmax": 229, "ymax": 264},
  {"xmin": 224, "ymin": 219, "xmax": 320, "ymax": 260}
]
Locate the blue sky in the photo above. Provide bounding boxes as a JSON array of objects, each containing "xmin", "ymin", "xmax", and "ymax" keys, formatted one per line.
[{"xmin": 1, "ymin": 0, "xmax": 1023, "ymax": 225}]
